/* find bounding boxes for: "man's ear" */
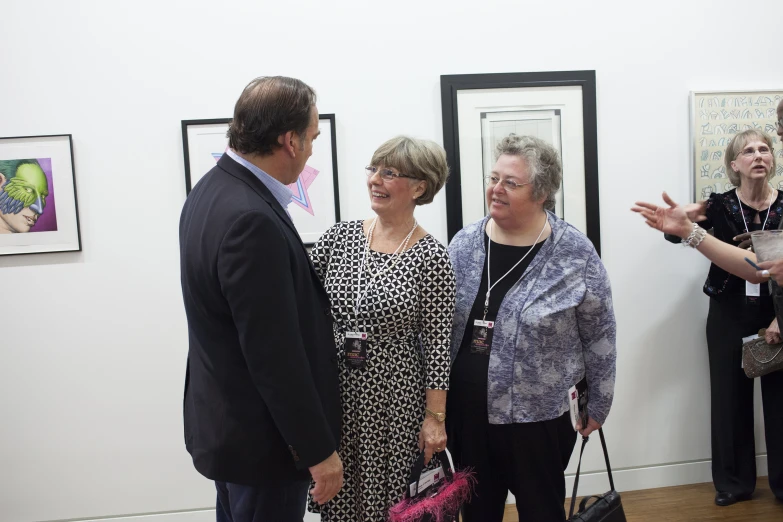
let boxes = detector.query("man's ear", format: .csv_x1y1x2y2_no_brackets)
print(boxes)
278,132,297,157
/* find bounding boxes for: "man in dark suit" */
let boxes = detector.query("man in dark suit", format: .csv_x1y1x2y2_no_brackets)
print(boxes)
179,76,343,522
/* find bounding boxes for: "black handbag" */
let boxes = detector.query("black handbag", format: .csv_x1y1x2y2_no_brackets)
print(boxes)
568,428,627,522
388,449,475,522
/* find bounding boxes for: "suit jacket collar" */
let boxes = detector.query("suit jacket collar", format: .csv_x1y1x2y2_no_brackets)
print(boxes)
216,154,301,239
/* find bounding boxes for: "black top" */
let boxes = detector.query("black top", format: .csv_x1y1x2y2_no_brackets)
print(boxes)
666,189,783,297
451,232,546,384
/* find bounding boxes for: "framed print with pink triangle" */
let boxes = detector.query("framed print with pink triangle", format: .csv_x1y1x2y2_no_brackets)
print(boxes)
181,113,340,245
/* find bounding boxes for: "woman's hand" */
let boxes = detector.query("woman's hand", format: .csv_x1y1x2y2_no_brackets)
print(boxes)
419,416,447,465
576,416,602,437
684,200,708,223
765,318,781,344
757,259,783,283
631,192,695,239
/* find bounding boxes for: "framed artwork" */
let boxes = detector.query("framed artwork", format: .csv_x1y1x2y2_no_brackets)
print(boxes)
181,114,340,245
690,90,783,201
0,134,81,256
440,70,601,255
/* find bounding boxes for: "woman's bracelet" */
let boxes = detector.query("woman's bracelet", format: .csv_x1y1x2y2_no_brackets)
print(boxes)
681,222,707,248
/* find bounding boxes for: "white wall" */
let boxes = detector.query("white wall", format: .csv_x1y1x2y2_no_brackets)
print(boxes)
1,1,780,521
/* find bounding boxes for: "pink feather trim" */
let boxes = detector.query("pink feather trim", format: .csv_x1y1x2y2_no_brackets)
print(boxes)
388,470,476,522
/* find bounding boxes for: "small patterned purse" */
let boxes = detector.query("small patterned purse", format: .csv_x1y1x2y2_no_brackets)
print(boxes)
742,330,783,379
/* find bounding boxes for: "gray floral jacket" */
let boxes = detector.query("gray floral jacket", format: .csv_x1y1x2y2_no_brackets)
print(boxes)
448,213,617,425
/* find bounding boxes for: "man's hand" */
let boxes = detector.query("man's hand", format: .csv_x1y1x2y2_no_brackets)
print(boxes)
734,232,753,250
309,451,343,505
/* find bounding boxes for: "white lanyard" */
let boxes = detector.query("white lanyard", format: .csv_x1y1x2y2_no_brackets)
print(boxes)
736,188,772,235
484,217,548,319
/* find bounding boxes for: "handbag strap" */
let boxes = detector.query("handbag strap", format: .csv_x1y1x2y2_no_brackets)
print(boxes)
567,428,616,519
598,427,616,491
748,342,783,364
568,436,589,519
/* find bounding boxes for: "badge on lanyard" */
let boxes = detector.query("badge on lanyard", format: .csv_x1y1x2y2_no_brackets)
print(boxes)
345,331,368,368
746,281,760,297
470,319,495,355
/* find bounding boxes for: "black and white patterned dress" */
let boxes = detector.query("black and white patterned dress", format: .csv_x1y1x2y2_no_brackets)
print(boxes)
308,220,455,522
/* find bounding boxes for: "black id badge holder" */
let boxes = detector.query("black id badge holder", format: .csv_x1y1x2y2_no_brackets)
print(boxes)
345,331,368,368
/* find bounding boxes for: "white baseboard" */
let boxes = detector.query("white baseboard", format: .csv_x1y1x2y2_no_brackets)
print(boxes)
507,454,768,504
71,509,320,522
75,512,215,522
60,457,772,521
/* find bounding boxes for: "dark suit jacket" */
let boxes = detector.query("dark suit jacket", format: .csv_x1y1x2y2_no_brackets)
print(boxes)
179,154,341,485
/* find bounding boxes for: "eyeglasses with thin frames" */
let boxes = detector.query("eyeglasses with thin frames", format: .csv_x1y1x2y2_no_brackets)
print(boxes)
365,166,416,182
776,118,783,130
736,145,773,158
484,175,531,191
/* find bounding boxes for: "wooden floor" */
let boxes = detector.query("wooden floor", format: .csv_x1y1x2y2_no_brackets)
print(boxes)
500,477,783,521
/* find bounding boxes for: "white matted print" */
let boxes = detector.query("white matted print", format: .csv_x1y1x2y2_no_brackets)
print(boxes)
0,134,81,256
480,109,563,217
690,90,783,202
181,115,340,245
458,86,585,232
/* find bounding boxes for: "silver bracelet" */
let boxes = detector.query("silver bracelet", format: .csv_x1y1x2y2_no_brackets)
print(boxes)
681,223,707,248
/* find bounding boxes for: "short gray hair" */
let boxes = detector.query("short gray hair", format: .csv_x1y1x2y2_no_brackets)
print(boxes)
370,136,449,205
724,129,776,187
495,134,562,210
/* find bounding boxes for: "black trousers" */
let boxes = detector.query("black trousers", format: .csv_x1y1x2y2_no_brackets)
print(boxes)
215,480,310,522
706,296,783,500
446,379,577,522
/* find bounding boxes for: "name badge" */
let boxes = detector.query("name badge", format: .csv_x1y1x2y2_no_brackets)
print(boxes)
746,281,760,297
345,332,368,369
470,319,494,355
409,465,444,496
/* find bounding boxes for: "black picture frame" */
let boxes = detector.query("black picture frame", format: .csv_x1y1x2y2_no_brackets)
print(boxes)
0,133,82,256
181,114,340,246
181,118,230,194
440,70,601,255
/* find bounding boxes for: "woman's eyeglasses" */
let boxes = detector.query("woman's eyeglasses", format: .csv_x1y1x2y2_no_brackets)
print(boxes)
736,146,773,158
484,175,531,191
365,166,416,181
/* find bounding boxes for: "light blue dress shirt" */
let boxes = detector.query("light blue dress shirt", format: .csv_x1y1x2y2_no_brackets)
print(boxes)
226,149,292,215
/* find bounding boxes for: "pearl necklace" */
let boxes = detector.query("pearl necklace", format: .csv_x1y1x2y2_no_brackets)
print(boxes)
363,217,418,279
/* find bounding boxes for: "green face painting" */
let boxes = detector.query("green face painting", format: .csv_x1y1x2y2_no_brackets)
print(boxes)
0,160,49,234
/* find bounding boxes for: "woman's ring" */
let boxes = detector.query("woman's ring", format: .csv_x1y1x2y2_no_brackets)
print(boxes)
435,447,442,452
762,270,771,278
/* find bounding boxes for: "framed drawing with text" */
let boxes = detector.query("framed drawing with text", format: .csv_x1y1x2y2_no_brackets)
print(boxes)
690,90,783,202
181,114,340,245
0,134,81,256
440,70,601,255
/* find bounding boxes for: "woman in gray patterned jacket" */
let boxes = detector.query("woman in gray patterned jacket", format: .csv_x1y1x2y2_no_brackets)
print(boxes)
446,134,617,522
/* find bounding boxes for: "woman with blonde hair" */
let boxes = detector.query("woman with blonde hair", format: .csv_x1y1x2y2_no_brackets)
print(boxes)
308,136,456,521
633,127,783,506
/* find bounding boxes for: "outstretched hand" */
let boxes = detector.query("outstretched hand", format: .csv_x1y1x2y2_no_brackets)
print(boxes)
631,192,696,239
